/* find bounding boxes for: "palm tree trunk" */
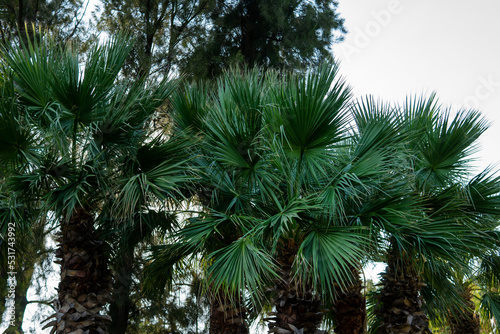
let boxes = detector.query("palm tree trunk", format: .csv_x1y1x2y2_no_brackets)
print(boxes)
209,289,248,334
375,246,431,334
448,286,480,334
332,266,366,334
45,207,113,334
267,239,325,334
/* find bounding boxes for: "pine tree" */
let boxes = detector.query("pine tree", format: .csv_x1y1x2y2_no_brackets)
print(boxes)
181,0,346,79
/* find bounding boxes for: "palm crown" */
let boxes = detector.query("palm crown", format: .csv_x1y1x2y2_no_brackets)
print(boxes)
0,34,191,333
146,64,432,333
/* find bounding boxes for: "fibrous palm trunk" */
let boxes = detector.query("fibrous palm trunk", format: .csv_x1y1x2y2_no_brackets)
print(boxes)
44,208,113,334
209,290,248,334
332,266,366,334
448,286,480,334
375,247,430,334
267,239,325,334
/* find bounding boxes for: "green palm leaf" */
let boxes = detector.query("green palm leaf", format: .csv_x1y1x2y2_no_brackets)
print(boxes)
206,235,279,303
295,229,367,300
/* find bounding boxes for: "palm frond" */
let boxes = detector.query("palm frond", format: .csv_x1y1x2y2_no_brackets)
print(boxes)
414,108,489,188
113,135,192,218
480,292,500,332
1,32,56,111
464,168,500,218
273,62,351,154
294,229,367,300
206,235,278,304
143,242,197,297
172,81,211,133
479,252,500,289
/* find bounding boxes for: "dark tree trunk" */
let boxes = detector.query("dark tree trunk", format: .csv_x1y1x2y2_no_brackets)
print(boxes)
332,266,366,334
109,246,135,334
375,246,431,334
267,239,325,334
448,286,480,334
16,0,37,48
209,290,248,334
44,208,113,334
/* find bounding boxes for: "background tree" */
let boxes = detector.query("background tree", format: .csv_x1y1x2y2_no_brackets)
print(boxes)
0,0,89,46
127,264,210,334
181,0,346,79
96,0,215,79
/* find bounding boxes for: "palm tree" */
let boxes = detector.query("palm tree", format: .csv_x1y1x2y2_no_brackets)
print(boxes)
373,95,500,334
327,96,416,334
146,64,414,334
427,248,500,333
0,33,191,333
420,171,500,334
153,70,276,334
446,169,500,333
0,69,48,332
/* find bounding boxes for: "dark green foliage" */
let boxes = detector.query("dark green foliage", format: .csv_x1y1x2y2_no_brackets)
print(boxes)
96,0,345,79
0,0,88,46
181,0,346,79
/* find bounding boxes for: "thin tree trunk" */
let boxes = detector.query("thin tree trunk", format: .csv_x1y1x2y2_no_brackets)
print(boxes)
45,208,113,334
332,266,366,334
267,239,325,334
209,289,248,334
375,246,431,334
448,286,480,334
109,246,134,334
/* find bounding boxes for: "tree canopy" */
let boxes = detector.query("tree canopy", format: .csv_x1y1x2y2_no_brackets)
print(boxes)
0,0,88,46
181,0,346,79
96,0,346,79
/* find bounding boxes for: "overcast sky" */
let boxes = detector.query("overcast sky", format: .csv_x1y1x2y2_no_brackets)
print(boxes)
332,0,500,172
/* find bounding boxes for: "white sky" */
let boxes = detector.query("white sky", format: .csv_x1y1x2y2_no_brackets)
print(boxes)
332,0,500,172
